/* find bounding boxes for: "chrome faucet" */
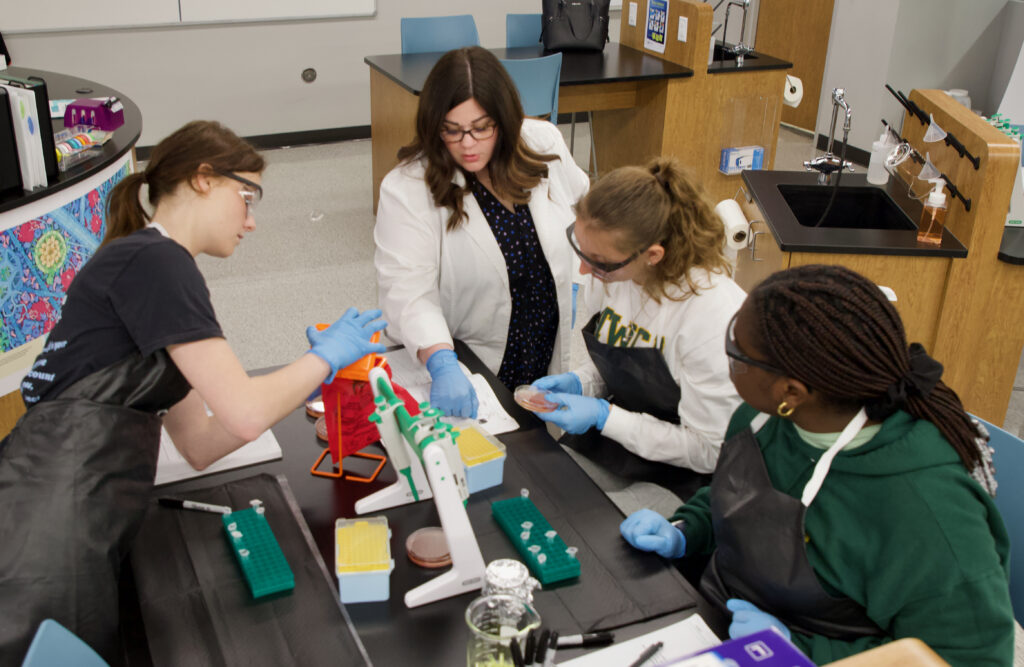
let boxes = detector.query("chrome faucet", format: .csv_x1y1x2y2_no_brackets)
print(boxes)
721,0,753,65
804,88,856,185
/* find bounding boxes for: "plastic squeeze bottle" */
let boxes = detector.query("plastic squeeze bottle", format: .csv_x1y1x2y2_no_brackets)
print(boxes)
917,180,947,245
867,132,891,185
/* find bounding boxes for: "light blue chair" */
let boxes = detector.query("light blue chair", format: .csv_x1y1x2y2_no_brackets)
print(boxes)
975,415,1024,623
400,15,479,54
506,13,543,48
500,53,563,122
21,619,108,667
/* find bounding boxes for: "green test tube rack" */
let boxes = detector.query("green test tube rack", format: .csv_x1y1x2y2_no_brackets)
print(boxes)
491,495,580,586
222,502,295,598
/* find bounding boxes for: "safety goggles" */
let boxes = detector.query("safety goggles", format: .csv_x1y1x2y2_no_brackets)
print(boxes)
215,170,263,217
440,121,496,144
565,223,642,276
725,312,788,376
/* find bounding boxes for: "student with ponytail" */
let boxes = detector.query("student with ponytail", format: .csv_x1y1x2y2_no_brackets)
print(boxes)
620,264,1013,666
0,120,385,663
530,157,745,499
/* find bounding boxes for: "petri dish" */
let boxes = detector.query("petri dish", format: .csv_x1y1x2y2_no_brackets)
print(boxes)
406,526,451,569
514,385,558,413
315,415,328,442
306,397,325,418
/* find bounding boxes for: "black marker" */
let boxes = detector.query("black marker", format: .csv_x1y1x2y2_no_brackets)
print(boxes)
510,637,525,667
523,629,536,664
533,629,550,666
158,497,232,515
543,631,559,667
557,631,614,648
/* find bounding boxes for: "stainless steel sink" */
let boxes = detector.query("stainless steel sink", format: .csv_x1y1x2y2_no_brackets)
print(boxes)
777,184,916,230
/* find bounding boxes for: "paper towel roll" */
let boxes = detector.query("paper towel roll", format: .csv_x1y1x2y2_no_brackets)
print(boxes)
784,75,803,108
715,199,750,250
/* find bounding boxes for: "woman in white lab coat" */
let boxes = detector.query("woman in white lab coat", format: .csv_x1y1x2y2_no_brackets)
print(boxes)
374,46,590,418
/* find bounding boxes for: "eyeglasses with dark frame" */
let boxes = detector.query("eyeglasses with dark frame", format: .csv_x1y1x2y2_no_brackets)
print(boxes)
440,121,496,144
564,223,642,276
725,312,789,376
214,169,263,217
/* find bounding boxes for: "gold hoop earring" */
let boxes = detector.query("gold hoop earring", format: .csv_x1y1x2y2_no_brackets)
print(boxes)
777,401,795,418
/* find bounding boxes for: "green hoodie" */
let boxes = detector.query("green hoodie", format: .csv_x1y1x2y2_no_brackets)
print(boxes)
673,403,1014,666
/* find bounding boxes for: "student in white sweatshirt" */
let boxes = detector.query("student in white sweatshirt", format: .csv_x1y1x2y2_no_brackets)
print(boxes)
531,157,745,498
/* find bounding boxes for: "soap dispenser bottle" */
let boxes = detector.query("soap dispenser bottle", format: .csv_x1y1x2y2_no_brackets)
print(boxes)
867,132,892,185
917,180,947,245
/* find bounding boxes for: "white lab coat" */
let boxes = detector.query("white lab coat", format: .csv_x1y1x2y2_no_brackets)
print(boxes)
375,119,590,376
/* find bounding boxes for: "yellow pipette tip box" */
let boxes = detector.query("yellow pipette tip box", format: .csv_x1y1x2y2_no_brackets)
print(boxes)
335,517,394,602
455,426,506,494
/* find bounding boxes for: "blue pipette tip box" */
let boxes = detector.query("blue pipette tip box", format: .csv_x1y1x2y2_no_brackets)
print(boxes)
491,496,580,586
222,504,295,599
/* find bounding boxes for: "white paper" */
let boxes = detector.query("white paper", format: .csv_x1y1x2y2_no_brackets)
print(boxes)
383,350,520,436
154,427,283,486
559,615,720,666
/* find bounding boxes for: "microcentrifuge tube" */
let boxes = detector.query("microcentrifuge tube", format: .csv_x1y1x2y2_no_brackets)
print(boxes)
545,530,557,541
250,499,263,508
520,488,530,498
528,545,541,555
566,546,579,559
227,522,237,531
521,521,533,530
255,506,265,515
520,531,531,541
537,554,547,565
231,531,243,539
239,549,250,557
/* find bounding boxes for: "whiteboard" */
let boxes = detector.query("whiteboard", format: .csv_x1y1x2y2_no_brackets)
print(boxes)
179,0,375,24
3,0,180,33
2,0,376,34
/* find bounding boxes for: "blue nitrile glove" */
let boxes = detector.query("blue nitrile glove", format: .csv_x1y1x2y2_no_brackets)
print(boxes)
426,349,479,419
532,372,582,395
727,599,791,641
619,509,686,559
535,392,609,434
306,307,387,380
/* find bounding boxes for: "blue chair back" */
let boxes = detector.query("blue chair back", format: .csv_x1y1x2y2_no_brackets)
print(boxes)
975,415,1024,623
500,53,563,122
21,619,108,667
400,15,479,54
507,13,543,48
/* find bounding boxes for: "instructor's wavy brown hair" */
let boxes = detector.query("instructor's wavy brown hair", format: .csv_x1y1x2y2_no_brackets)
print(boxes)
397,47,558,231
577,157,732,301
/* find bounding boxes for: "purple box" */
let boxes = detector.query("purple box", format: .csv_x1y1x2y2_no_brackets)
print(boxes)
671,629,816,666
63,98,124,131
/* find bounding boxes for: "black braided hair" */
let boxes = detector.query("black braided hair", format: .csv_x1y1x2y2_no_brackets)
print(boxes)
749,264,983,473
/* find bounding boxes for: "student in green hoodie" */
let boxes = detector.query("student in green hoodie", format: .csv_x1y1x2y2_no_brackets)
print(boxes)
619,264,1013,666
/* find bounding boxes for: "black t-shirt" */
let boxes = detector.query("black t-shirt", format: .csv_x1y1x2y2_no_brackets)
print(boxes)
21,227,223,405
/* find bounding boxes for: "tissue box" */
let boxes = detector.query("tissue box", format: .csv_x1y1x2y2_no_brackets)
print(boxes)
63,98,124,131
719,146,764,175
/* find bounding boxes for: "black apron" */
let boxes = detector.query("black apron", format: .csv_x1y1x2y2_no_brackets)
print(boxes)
561,313,710,500
0,351,191,664
699,412,885,640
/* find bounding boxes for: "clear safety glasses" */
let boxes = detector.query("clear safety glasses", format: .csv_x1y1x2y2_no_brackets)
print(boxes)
564,223,641,277
724,313,787,376
215,170,263,217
